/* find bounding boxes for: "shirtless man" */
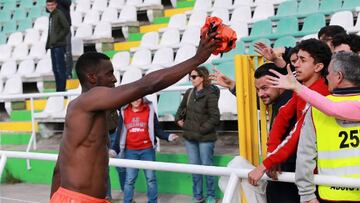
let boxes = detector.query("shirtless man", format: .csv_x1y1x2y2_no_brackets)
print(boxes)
50,32,219,202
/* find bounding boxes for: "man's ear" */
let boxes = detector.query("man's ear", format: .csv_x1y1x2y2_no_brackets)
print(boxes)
314,63,324,73
337,71,344,83
87,72,97,84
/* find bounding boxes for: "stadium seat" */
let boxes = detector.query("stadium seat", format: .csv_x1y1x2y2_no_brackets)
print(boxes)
121,67,142,85
269,16,298,39
125,0,143,7
70,11,83,27
28,42,46,60
160,13,187,32
173,44,196,65
273,36,297,48
347,11,360,33
16,59,35,78
250,4,275,23
91,0,108,12
101,8,118,24
157,91,182,120
75,23,93,39
131,31,159,52
28,7,43,19
34,16,49,32
297,0,319,17
40,31,48,43
212,0,232,10
13,8,27,21
19,0,34,9
341,0,360,10
112,51,130,71
230,22,249,38
0,10,11,24
0,60,17,80
0,44,12,62
108,0,125,9
319,0,342,14
151,47,174,67
179,26,200,47
187,11,207,27
271,0,297,20
34,96,65,119
75,0,91,14
232,0,254,7
93,22,112,39
0,33,7,44
248,38,271,55
7,32,24,47
3,75,23,95
23,29,41,46
12,43,29,61
219,89,237,117
118,5,137,23
130,49,152,70
26,57,53,79
191,0,212,12
142,0,163,7
17,18,33,32
329,11,354,31
230,6,252,25
71,37,84,56
2,0,16,11
2,21,17,35
211,8,230,25
241,19,272,42
83,10,100,25
293,13,326,37
158,28,180,48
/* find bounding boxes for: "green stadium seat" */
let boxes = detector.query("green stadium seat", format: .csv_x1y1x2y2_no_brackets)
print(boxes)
0,10,12,24
241,19,272,42
28,6,42,19
2,0,17,11
212,41,246,65
157,91,182,119
2,20,17,35
274,36,297,48
294,13,326,37
341,0,360,10
17,18,33,32
269,16,298,39
0,32,7,44
13,8,28,21
319,0,342,14
35,0,46,7
297,0,319,17
271,0,298,20
20,0,35,9
248,38,271,55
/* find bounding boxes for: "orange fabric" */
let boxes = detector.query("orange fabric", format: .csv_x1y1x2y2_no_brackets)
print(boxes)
50,187,110,203
201,16,237,55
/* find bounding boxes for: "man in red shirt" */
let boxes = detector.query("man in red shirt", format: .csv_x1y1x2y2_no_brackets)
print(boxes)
248,39,332,186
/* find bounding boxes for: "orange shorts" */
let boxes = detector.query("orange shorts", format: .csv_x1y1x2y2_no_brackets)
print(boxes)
50,187,110,203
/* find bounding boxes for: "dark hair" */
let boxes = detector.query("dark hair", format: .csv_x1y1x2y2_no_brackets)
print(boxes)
75,52,110,84
349,34,360,53
193,66,211,87
46,0,57,3
332,33,351,48
318,25,346,40
254,63,287,79
297,39,332,77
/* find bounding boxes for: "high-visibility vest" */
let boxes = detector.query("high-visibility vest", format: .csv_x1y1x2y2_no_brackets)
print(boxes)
312,94,360,201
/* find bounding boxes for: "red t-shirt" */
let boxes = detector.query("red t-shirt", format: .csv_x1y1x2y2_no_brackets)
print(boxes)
124,104,153,150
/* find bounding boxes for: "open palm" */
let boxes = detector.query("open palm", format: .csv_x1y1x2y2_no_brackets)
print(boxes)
266,65,299,91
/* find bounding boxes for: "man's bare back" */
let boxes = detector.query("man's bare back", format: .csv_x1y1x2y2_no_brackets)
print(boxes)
50,32,220,200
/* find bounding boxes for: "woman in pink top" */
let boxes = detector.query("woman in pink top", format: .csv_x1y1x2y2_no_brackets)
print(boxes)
267,65,360,121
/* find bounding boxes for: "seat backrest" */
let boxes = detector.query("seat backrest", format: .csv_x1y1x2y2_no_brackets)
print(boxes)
17,18,33,32
193,0,212,12
0,10,12,23
252,4,275,21
2,21,17,35
159,28,180,47
101,8,118,23
121,67,143,85
249,19,272,37
275,0,297,18
13,8,27,21
76,0,91,13
298,0,319,15
180,26,200,46
274,16,298,35
230,6,252,24
0,45,12,61
131,49,152,66
152,47,174,65
24,29,41,46
218,89,238,115
71,37,84,56
12,43,29,60
17,59,35,76
83,10,100,25
43,96,65,113
0,33,7,44
35,58,52,74
119,5,137,22
213,0,232,9
29,42,46,59
211,8,230,25
274,35,297,48
75,23,93,39
3,0,17,11
126,0,143,6
0,60,17,78
7,32,24,47
93,22,112,38
342,0,360,10
140,31,159,49
301,13,326,33
168,14,187,30
174,44,196,64
20,0,34,8
109,0,125,9
34,16,49,32
233,0,253,7
71,11,83,27
28,6,42,19
3,75,23,95
188,10,207,27
319,0,342,13
157,91,182,117
91,0,108,11
329,11,354,31
112,51,130,70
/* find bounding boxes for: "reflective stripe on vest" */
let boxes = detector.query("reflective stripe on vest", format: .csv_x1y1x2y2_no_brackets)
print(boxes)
312,94,360,201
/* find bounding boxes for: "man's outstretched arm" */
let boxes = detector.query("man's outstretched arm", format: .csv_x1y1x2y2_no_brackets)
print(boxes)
79,31,220,112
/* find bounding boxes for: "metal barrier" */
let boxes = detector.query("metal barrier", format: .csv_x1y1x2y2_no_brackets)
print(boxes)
1,150,360,203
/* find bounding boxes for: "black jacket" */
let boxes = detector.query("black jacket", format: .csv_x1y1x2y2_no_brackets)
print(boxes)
46,9,70,49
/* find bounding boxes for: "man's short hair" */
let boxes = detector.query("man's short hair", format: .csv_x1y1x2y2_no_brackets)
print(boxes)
297,39,332,77
46,0,57,3
75,52,110,84
349,34,360,53
254,63,287,79
332,33,351,49
332,52,360,86
317,25,346,40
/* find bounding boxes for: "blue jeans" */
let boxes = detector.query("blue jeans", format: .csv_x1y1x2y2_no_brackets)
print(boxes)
64,33,73,79
185,140,216,200
50,46,66,92
124,148,157,203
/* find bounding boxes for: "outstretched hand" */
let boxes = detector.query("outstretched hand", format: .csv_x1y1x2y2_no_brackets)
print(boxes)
266,64,302,92
254,42,277,61
195,30,221,64
209,68,235,89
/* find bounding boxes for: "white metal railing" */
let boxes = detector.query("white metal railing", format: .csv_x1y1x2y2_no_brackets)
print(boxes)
1,151,360,203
